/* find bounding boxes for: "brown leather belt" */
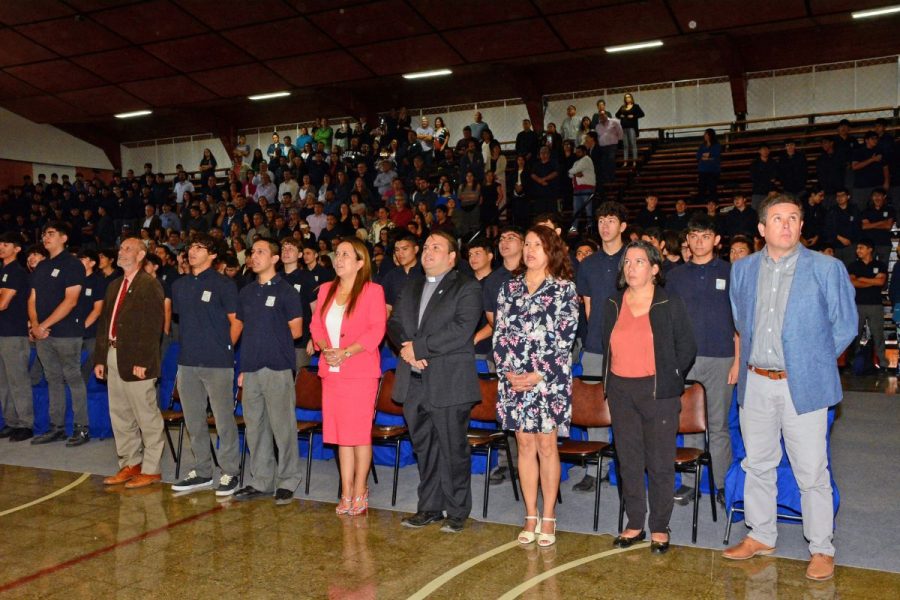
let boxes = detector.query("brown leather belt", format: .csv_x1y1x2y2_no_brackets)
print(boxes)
108,339,118,348
748,365,787,380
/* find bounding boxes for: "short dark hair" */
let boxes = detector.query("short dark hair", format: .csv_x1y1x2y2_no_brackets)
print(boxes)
26,244,48,258
616,240,666,289
466,238,494,254
686,214,718,235
394,232,420,247
575,239,598,253
144,253,162,269
190,233,220,257
43,220,70,237
758,193,804,224
75,248,99,263
595,201,627,224
642,226,663,241
857,238,874,249
533,212,563,231
499,225,525,238
864,130,878,140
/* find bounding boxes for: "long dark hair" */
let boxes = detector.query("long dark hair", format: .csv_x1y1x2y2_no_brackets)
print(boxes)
525,225,573,281
616,240,665,289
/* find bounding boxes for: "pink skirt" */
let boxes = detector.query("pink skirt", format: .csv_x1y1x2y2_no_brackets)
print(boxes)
321,376,378,446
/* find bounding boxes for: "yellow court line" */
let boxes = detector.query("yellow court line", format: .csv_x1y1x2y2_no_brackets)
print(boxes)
496,542,651,599
405,540,521,600
0,472,91,517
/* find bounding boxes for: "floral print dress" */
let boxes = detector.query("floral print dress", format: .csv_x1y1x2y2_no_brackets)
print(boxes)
493,275,579,436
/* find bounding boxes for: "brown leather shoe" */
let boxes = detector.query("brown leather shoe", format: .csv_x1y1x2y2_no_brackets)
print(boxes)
124,473,162,489
806,553,834,581
722,537,776,560
103,464,142,485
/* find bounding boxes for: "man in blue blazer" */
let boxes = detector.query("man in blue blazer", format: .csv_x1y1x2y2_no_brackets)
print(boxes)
725,194,856,582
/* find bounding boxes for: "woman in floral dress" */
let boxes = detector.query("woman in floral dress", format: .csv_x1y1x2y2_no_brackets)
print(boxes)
493,225,579,547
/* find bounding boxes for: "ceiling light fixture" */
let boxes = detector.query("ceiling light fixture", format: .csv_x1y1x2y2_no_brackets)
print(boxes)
248,91,291,101
402,69,453,80
114,110,152,119
604,40,664,53
852,4,900,19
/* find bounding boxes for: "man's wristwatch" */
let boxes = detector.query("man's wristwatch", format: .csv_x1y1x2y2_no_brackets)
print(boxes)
343,350,352,359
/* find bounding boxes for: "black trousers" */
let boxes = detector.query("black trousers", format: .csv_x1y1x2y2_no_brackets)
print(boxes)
607,372,680,533
698,172,719,203
402,377,473,519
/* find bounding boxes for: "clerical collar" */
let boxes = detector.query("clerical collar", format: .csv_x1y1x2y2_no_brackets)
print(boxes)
425,270,449,284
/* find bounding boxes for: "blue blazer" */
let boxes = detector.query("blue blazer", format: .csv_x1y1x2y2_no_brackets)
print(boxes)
730,246,856,415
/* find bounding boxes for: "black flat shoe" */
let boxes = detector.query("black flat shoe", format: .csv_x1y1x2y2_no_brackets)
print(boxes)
650,529,671,554
613,530,645,548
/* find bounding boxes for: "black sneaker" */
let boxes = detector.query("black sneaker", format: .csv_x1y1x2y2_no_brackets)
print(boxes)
489,466,507,485
171,470,213,492
31,428,66,445
401,511,444,528
274,488,294,505
573,474,596,492
716,489,726,507
233,486,266,502
65,425,90,447
0,426,14,438
440,516,465,533
10,428,33,442
673,485,694,505
215,473,239,497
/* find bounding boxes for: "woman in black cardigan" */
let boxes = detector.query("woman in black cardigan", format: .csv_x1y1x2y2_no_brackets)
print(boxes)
615,94,645,168
599,240,696,553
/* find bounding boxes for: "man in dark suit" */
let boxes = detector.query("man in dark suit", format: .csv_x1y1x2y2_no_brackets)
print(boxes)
388,231,482,533
94,237,166,489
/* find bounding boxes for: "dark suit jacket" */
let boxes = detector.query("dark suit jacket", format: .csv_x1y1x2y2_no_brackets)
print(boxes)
94,270,165,381
387,269,482,408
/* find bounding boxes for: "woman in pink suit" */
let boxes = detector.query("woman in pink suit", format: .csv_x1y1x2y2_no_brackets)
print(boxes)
310,237,387,516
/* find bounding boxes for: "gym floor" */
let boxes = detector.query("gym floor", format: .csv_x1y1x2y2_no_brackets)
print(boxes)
1,464,897,600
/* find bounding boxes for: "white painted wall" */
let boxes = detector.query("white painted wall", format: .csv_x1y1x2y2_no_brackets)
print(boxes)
121,136,229,176
0,106,112,170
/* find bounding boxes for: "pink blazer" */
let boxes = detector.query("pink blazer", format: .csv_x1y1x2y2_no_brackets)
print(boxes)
309,281,387,379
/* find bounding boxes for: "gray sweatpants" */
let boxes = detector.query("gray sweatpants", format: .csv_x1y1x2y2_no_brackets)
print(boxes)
685,356,735,490
857,304,886,366
242,368,302,494
0,336,34,428
177,366,241,479
739,371,834,556
36,336,87,429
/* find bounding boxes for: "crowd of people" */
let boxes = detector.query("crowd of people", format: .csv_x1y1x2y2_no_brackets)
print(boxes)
0,104,894,584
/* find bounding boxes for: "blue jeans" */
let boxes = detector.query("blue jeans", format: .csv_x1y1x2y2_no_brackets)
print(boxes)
572,190,594,229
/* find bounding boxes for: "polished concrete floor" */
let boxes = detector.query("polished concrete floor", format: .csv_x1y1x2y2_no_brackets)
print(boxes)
1,465,898,599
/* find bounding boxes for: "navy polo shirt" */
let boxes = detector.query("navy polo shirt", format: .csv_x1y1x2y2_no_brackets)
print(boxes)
172,267,239,368
848,259,887,305
30,252,86,338
78,271,108,339
0,260,30,337
474,271,493,355
860,206,894,248
283,267,316,345
237,274,302,373
483,265,512,315
306,264,335,287
381,263,422,307
852,146,885,188
576,246,625,353
666,258,735,358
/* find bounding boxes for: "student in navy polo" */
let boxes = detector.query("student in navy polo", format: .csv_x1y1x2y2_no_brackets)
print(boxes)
280,236,317,370
483,226,524,331
378,233,422,315
667,214,738,506
28,221,88,446
860,188,894,264
0,232,34,442
848,238,888,370
170,234,243,497
233,238,304,505
75,249,108,389
571,201,628,492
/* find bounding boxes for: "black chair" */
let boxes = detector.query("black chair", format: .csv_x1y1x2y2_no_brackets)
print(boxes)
467,375,519,518
294,367,324,495
370,371,407,506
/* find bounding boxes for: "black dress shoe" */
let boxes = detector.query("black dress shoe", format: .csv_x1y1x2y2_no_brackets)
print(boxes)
31,428,67,445
613,530,646,548
573,474,596,492
440,516,465,533
0,426,14,438
10,428,33,442
489,467,507,485
716,489,726,507
673,485,694,506
401,511,444,528
233,486,267,502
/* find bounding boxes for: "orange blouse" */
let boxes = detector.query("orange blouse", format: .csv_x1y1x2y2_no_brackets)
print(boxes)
610,301,656,377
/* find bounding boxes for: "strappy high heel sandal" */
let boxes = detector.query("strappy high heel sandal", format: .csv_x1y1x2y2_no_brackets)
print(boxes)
349,487,369,516
336,496,352,515
538,517,557,547
518,515,541,544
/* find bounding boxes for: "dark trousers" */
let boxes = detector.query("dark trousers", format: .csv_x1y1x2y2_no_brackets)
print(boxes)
607,372,680,533
698,172,719,203
402,377,473,519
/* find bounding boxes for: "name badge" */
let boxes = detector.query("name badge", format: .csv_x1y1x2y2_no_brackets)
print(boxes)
314,275,319,282
850,216,855,222
265,296,276,307
51,268,60,277
201,291,212,302
874,268,880,274
293,284,302,293
884,211,889,218
85,288,92,297
1,274,6,282
715,278,726,291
